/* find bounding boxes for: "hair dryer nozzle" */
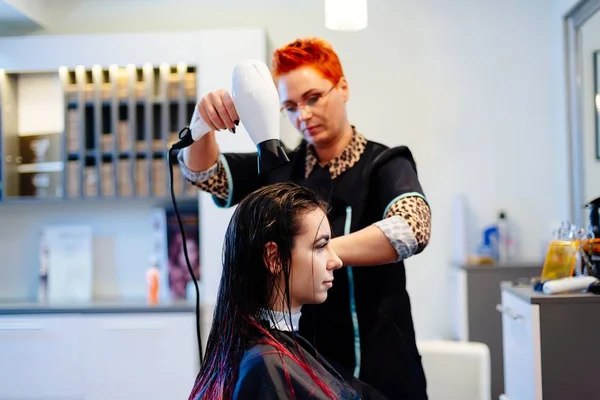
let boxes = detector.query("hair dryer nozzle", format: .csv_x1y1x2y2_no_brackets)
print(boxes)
257,139,290,174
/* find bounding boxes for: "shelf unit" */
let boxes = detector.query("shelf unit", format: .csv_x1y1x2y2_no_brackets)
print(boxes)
0,62,198,203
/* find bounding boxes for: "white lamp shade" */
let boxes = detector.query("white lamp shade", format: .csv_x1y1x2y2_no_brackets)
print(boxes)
325,0,368,32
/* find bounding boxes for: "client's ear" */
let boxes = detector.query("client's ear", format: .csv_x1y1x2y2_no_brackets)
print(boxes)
264,242,281,275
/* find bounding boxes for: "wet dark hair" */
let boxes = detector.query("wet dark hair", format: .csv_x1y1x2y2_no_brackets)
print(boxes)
189,182,335,399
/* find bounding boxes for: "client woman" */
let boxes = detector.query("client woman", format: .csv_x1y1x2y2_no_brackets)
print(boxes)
188,182,386,399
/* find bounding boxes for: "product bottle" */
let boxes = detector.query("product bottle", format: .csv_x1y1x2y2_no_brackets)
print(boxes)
582,197,600,278
38,232,49,303
497,211,510,264
479,225,499,261
146,256,160,305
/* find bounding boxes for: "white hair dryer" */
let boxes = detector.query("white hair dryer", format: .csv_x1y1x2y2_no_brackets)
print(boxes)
173,59,289,174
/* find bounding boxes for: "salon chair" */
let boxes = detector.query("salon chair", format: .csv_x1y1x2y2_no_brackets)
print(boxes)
417,340,491,400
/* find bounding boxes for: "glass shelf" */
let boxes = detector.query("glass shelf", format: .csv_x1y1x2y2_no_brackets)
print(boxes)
0,63,198,202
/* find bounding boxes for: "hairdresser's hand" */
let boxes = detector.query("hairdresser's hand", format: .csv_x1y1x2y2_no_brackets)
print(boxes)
196,89,240,133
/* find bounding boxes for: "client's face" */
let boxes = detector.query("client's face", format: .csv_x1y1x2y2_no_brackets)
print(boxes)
289,208,342,310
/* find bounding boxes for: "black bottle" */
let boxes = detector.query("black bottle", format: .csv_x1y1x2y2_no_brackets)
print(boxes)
583,197,600,278
586,197,600,239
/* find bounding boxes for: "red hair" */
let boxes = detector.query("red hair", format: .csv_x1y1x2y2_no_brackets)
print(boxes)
188,319,336,400
272,37,344,84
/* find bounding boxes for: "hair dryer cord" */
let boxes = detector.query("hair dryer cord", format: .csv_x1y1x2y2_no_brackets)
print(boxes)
167,137,203,365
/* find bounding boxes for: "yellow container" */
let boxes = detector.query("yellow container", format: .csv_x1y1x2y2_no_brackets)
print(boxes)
541,240,580,281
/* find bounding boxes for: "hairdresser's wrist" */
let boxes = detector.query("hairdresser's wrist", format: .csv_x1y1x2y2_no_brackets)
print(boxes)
182,131,220,172
331,226,398,267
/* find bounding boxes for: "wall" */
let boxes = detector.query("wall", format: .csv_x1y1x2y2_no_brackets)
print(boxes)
0,0,576,340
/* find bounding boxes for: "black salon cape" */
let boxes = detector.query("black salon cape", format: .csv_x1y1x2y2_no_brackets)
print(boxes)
217,139,428,400
233,329,388,399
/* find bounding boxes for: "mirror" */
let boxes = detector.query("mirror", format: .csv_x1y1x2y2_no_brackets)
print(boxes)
595,50,600,161
565,0,600,229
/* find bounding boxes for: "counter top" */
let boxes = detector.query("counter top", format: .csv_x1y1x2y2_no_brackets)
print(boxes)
501,282,600,305
457,262,542,272
0,300,196,315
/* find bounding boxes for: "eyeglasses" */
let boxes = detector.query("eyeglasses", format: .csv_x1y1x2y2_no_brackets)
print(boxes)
280,85,336,114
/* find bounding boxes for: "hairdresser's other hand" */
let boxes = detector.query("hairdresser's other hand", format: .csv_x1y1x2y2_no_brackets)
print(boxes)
197,89,239,133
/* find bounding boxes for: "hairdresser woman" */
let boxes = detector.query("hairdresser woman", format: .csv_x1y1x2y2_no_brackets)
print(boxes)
178,37,431,400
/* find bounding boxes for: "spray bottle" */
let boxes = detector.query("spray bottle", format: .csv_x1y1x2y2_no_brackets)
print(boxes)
497,211,509,264
146,255,160,305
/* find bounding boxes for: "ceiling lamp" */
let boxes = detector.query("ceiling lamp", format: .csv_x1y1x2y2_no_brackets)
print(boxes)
325,0,368,32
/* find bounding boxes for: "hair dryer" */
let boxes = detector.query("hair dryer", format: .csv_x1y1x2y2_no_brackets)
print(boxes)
172,59,289,174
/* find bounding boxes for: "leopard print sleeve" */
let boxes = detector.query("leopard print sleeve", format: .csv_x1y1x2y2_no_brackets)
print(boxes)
177,150,229,200
373,196,431,261
386,196,431,253
192,161,229,200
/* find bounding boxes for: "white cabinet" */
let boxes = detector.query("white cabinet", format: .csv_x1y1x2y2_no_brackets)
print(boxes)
0,315,85,400
0,312,199,400
498,284,600,400
82,314,198,400
498,291,542,400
